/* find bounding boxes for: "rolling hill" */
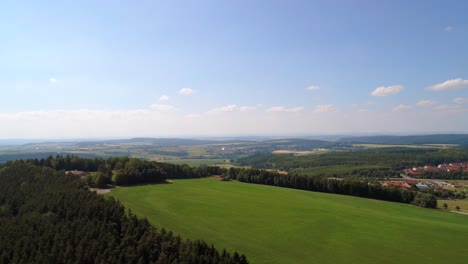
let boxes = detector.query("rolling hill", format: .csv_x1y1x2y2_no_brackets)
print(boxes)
108,178,468,264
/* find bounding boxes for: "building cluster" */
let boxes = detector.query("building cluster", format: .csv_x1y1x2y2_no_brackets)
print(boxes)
404,162,468,177
380,179,465,190
381,180,429,190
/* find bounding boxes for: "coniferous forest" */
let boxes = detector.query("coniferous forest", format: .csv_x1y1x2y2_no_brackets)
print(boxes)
5,155,439,208
0,161,248,264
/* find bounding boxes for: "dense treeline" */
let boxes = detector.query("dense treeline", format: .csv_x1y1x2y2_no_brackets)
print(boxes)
341,168,401,178
420,170,466,180
0,161,248,264
290,167,401,179
9,155,224,187
225,168,437,208
237,148,468,171
0,152,100,164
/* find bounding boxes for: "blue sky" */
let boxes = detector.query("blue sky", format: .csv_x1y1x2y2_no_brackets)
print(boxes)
1,0,467,138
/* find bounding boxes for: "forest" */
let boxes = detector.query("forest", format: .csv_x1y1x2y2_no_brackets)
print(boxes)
9,155,440,208
0,161,248,264
12,155,224,187
237,148,468,171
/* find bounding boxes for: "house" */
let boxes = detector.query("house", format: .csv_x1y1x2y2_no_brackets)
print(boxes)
400,183,412,189
406,180,418,185
66,170,87,179
415,184,429,190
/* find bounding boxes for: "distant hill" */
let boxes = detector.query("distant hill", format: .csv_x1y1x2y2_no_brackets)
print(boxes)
338,134,468,145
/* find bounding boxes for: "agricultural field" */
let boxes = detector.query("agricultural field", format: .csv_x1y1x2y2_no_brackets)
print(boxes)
108,178,468,264
272,148,330,155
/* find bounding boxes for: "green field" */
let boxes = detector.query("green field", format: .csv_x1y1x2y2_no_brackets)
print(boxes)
108,178,468,264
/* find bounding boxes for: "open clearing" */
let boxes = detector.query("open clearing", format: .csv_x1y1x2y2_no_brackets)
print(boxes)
108,178,468,264
272,148,329,155
438,199,468,213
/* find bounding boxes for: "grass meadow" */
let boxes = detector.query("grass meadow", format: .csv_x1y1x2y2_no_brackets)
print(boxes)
108,178,468,264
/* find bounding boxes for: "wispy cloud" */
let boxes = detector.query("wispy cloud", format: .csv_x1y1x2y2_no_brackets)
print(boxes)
239,106,257,111
313,104,336,113
427,78,468,91
209,104,237,113
371,85,403,97
49,77,58,84
435,104,449,110
351,101,375,108
159,95,169,101
179,88,194,95
416,100,436,107
453,97,468,105
207,105,257,114
150,104,176,111
266,106,304,113
435,104,465,113
392,104,412,111
444,26,453,32
306,85,320,91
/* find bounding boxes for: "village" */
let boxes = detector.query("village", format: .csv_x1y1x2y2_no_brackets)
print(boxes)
403,162,468,177
380,162,468,191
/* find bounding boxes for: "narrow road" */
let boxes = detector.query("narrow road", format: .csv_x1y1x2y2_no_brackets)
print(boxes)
451,210,468,216
400,173,414,180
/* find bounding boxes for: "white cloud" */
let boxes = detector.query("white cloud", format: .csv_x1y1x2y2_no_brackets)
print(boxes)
371,85,403,97
306,85,320,91
208,105,257,114
266,106,304,113
239,106,257,111
213,104,237,112
454,97,468,105
1,106,468,138
313,104,337,113
49,77,58,84
179,88,194,95
159,95,169,101
427,78,468,91
393,104,412,111
445,26,453,32
150,104,175,111
416,100,436,107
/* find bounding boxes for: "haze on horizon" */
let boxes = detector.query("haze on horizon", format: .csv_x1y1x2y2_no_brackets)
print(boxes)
1,0,468,139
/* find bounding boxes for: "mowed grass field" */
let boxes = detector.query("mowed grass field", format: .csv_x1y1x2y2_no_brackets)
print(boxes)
108,178,468,264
